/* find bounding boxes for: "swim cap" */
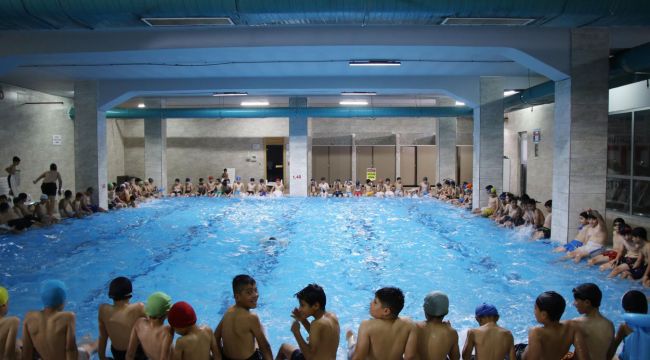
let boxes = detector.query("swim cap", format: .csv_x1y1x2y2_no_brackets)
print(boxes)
40,280,67,308
491,187,497,194
236,176,241,181
168,301,197,329
0,286,8,306
145,292,172,318
108,277,132,300
40,194,48,201
475,303,499,317
423,291,449,317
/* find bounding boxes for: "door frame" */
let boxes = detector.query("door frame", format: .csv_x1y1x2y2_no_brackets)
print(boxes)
263,137,286,181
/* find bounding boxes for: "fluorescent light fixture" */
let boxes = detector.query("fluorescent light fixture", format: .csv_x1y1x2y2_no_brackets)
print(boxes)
137,103,146,108
455,101,465,106
213,92,248,97
340,100,369,106
349,60,401,67
241,100,269,106
503,90,519,97
341,91,377,96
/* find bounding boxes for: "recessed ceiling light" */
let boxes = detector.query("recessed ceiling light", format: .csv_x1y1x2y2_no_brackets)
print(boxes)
503,90,519,97
213,92,248,97
349,60,401,67
137,103,146,108
241,101,269,107
341,92,377,96
340,100,369,106
455,101,465,106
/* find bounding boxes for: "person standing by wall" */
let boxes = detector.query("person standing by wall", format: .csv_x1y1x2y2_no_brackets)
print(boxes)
4,156,20,196
33,163,62,217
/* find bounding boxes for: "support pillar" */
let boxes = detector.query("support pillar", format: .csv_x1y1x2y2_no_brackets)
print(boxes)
289,97,309,196
395,133,401,180
551,29,609,243
351,133,357,183
472,77,504,209
438,118,458,183
74,81,108,209
144,100,167,193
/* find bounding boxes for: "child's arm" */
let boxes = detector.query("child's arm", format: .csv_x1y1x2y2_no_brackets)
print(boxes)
207,327,222,360
98,307,109,360
291,320,317,359
250,315,273,360
21,317,35,360
507,332,516,360
461,329,475,360
2,317,19,360
213,319,223,348
607,323,631,360
125,323,140,360
171,340,183,360
632,252,645,270
403,323,417,360
65,314,79,360
350,322,370,360
159,326,175,360
521,328,540,360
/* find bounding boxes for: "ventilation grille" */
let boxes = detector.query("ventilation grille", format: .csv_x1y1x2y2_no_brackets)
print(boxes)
141,17,234,27
441,17,535,26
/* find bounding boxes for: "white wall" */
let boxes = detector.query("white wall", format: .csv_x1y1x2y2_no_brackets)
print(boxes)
107,119,125,183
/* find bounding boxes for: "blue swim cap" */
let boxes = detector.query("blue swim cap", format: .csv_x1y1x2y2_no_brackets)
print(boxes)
475,303,499,317
40,280,67,308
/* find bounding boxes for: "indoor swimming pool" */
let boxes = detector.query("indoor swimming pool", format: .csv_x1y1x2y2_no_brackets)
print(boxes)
0,197,646,358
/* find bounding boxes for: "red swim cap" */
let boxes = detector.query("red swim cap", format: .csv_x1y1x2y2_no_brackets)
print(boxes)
168,301,197,328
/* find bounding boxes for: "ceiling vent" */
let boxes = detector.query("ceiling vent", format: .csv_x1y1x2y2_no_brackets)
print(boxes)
441,17,535,26
141,17,234,27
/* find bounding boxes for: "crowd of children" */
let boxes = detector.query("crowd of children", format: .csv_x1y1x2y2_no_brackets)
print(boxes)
0,277,647,360
168,170,285,198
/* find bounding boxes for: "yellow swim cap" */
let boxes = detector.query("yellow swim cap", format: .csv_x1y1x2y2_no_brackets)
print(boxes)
491,187,497,194
0,286,8,306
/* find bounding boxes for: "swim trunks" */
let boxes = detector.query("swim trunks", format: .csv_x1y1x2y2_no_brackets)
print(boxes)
223,349,263,360
629,264,648,280
563,239,583,252
8,218,32,230
602,250,617,261
41,182,57,196
537,226,551,239
291,349,306,360
481,208,494,217
617,256,638,268
577,242,605,257
111,344,147,360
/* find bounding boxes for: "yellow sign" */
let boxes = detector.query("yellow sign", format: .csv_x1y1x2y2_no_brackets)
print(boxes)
366,168,377,181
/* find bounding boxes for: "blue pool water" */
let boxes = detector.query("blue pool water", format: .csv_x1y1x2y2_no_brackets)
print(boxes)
1,198,647,359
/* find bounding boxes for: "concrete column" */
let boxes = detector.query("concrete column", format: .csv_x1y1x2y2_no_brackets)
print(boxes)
74,81,108,209
351,133,357,183
472,77,504,208
551,28,609,243
289,97,309,196
438,118,458,183
395,133,401,180
144,114,167,194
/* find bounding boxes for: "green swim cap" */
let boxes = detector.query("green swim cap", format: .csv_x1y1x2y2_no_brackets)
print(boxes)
0,286,8,306
145,292,172,318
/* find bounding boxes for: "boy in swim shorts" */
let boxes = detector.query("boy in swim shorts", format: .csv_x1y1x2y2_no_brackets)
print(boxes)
0,286,21,359
609,227,647,279
215,275,273,360
276,284,340,360
415,291,459,360
127,291,174,360
98,277,146,360
569,283,614,359
463,303,515,360
346,287,416,360
567,210,608,263
553,211,590,253
168,301,219,359
248,178,257,196
22,280,98,360
607,290,648,359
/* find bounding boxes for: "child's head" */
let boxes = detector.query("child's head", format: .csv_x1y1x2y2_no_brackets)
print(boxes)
396,177,401,183
233,274,258,309
0,194,7,203
39,194,48,203
372,287,404,319
320,177,326,182
544,200,552,212
185,178,190,183
259,178,265,184
64,190,73,199
0,286,8,316
40,279,67,310
12,156,20,165
250,178,255,182
108,276,133,301
423,291,448,321
175,178,180,183
50,163,57,171
585,212,598,226
622,290,648,314
145,292,172,319
485,185,493,193
223,168,228,173
295,284,327,317
612,218,625,232
572,283,602,313
148,178,154,184
199,178,204,184
475,303,499,324
75,192,84,200
168,301,197,334
0,202,9,214
619,224,632,239
632,227,647,242
578,211,589,225
535,291,565,323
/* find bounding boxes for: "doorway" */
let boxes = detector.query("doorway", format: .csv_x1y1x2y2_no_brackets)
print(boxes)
518,131,528,196
265,138,284,182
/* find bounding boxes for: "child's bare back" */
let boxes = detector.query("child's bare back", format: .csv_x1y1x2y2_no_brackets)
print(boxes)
416,321,458,360
217,306,266,359
353,318,415,360
463,323,514,360
173,326,216,360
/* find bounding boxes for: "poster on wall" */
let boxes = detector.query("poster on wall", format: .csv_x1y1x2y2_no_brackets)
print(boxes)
532,129,541,144
52,135,62,145
366,168,377,181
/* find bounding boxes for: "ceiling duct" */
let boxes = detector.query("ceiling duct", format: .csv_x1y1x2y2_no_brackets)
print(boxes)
141,17,234,27
441,17,535,26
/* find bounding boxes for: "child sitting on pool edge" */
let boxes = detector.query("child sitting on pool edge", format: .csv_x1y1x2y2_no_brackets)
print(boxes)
127,291,174,360
346,287,416,360
215,275,273,360
168,301,219,359
462,303,515,360
415,291,459,360
0,286,21,360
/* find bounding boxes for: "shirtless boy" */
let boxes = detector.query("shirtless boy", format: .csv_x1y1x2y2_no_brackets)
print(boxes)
183,178,194,196
473,187,500,218
415,291,459,360
5,156,20,196
127,291,174,360
0,201,32,232
553,211,590,253
531,200,552,241
171,179,182,197
462,303,514,360
276,284,340,360
22,279,98,360
98,277,146,360
346,287,417,360
569,283,614,360
589,218,625,267
521,291,587,360
248,178,257,196
215,275,273,360
33,163,62,216
607,290,648,359
568,210,608,263
0,286,20,359
608,227,646,279
169,301,220,360
318,178,330,198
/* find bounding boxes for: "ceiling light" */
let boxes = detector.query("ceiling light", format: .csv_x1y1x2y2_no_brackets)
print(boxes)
241,101,269,106
503,90,519,97
455,101,465,106
137,103,146,108
141,17,234,27
349,60,401,67
213,92,248,97
341,92,377,96
340,100,369,106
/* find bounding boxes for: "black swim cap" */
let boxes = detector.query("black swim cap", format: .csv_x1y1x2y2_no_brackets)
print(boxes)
109,277,133,300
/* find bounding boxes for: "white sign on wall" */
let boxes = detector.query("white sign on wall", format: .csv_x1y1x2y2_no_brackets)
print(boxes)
52,135,62,145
